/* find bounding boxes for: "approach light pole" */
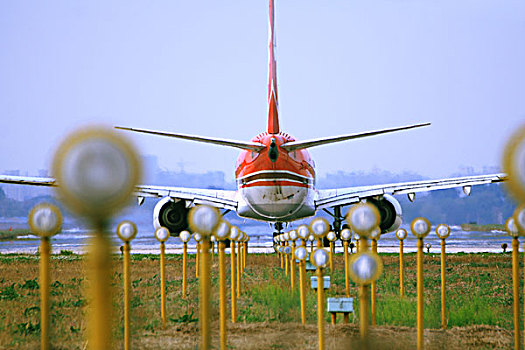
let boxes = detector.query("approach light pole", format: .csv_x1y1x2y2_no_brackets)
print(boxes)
348,251,383,350
214,220,231,350
28,203,62,350
506,217,521,350
411,217,431,350
298,224,309,249
327,231,337,273
229,225,241,323
355,233,361,253
310,247,330,350
369,227,381,326
194,232,202,278
188,205,221,350
179,231,191,299
503,127,525,350
341,228,352,299
52,127,141,350
395,228,407,298
311,218,330,249
155,227,170,329
284,231,290,276
308,234,315,251
514,206,525,350
346,202,381,347
294,246,308,324
435,224,451,329
116,221,138,349
289,230,299,290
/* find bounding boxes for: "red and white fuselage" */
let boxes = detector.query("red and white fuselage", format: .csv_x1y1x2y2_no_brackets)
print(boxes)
235,132,316,222
234,0,315,222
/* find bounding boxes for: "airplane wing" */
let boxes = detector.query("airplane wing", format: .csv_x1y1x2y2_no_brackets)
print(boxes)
0,175,238,211
315,173,507,209
134,184,237,210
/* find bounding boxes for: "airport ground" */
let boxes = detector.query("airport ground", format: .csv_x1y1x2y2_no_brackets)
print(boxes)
0,251,518,349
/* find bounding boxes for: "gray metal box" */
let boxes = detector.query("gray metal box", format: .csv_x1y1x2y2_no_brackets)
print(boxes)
310,275,330,289
327,297,354,313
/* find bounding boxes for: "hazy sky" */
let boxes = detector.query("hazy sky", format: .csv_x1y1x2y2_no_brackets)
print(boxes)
1,1,524,183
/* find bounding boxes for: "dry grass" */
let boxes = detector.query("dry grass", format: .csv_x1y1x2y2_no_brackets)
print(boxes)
0,251,519,349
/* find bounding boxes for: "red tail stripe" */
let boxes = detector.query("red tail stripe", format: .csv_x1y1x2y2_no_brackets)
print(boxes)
267,0,279,134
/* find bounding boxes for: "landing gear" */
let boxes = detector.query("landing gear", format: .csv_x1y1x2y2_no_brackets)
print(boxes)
322,206,344,247
333,206,342,238
272,222,284,239
323,206,343,238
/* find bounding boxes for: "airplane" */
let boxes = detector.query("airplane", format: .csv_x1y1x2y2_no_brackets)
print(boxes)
0,0,506,238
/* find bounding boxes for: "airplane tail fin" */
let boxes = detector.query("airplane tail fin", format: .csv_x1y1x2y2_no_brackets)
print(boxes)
267,0,279,134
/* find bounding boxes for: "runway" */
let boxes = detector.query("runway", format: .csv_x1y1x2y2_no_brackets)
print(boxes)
0,224,517,255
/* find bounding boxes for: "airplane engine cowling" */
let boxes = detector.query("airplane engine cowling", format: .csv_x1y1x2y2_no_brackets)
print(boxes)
153,197,189,236
367,194,402,233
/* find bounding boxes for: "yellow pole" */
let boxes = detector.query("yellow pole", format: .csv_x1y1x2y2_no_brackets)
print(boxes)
513,237,520,350
40,237,50,350
359,284,369,347
300,259,306,324
310,240,314,251
417,238,424,350
291,242,296,290
343,240,350,324
123,241,131,350
242,242,246,272
371,239,377,326
160,241,167,328
231,240,237,323
219,241,227,349
285,242,289,276
317,267,325,350
359,238,369,346
344,241,349,298
200,238,211,349
239,243,243,273
399,240,405,298
317,239,322,248
88,232,113,350
244,241,248,269
329,242,334,273
182,242,187,299
440,238,447,329
356,239,360,253
236,241,241,298
280,243,284,269
196,242,200,278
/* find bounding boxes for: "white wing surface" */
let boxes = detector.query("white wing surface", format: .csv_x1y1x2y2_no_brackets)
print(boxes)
0,175,238,210
134,184,237,210
316,173,507,209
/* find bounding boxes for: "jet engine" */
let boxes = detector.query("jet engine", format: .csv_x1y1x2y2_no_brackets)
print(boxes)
153,197,189,236
366,194,402,233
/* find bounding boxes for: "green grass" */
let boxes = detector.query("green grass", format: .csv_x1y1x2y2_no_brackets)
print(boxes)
0,229,32,240
0,251,520,348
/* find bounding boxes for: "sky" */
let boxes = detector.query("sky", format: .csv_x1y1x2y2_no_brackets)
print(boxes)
1,1,524,183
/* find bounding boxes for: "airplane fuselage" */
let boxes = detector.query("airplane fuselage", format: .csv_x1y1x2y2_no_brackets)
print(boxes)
235,132,317,222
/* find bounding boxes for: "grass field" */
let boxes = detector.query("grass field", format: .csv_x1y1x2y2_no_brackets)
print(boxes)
0,250,519,349
0,229,31,240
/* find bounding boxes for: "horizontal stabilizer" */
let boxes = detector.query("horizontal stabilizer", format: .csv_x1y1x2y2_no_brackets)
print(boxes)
115,126,265,152
281,123,431,152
